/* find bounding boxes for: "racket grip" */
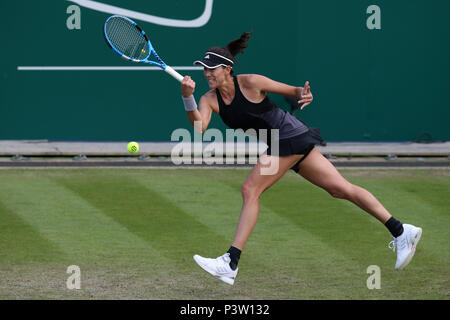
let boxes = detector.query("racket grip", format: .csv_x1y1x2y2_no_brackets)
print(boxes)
165,66,184,82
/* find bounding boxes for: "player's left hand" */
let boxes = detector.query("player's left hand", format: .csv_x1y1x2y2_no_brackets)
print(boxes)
298,81,313,110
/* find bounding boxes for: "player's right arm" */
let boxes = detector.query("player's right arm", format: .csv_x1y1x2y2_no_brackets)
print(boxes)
181,76,214,133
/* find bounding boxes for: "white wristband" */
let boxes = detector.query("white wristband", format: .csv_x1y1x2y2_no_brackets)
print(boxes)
182,95,198,112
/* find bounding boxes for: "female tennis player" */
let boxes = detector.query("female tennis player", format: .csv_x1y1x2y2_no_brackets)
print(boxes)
181,31,422,285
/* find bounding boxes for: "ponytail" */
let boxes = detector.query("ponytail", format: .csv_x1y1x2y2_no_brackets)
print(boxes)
226,30,252,58
204,30,252,74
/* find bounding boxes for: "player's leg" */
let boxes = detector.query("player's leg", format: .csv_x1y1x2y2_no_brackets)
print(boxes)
231,153,304,250
296,148,392,223
193,153,304,285
297,147,422,270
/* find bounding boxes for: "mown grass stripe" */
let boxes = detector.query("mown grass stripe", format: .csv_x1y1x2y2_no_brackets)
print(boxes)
0,201,64,265
0,176,167,268
56,173,228,267
134,172,241,240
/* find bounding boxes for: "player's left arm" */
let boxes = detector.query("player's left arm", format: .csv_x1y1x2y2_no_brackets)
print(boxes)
246,74,314,110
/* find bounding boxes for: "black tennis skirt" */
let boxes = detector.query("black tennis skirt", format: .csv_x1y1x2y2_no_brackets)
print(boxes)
266,127,324,172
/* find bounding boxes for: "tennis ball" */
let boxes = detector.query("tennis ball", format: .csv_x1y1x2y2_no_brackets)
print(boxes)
127,141,139,154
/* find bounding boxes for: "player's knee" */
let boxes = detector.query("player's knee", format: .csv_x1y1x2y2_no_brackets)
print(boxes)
327,183,354,200
241,181,260,201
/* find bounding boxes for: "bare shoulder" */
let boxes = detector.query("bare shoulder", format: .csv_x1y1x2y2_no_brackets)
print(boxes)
237,74,266,88
200,89,219,113
237,74,272,100
238,73,298,97
237,74,275,94
201,89,217,103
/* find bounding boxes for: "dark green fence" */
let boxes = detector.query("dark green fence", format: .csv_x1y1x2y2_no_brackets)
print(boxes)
1,0,449,141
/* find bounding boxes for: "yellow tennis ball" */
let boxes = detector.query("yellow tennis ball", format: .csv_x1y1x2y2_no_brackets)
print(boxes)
127,141,139,154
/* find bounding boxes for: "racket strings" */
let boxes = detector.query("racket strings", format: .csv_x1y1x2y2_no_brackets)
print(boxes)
106,17,149,60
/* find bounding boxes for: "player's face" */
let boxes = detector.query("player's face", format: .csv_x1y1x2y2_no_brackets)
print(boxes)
203,66,231,88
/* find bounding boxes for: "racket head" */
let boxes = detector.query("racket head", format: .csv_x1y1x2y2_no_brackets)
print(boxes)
104,15,165,68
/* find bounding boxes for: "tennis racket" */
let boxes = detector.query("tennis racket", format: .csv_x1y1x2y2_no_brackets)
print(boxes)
103,15,184,82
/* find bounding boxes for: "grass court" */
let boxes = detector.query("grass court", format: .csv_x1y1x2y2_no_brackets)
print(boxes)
0,168,448,299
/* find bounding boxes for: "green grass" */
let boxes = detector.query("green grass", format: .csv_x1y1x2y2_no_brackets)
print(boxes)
0,168,449,299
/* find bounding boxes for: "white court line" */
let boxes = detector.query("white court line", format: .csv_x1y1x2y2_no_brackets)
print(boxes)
17,66,203,71
66,0,214,28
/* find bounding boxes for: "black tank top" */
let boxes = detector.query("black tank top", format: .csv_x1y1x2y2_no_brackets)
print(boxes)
216,76,309,139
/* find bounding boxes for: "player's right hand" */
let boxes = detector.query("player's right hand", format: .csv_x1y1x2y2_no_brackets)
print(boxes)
182,76,196,98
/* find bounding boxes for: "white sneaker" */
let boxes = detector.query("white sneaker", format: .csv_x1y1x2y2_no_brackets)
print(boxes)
388,224,422,270
193,253,238,285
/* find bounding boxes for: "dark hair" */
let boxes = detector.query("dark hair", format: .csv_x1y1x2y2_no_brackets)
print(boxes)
208,31,252,72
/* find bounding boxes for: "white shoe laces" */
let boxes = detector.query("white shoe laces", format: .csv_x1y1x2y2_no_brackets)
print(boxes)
218,253,231,263
210,253,232,274
388,235,407,253
388,240,395,252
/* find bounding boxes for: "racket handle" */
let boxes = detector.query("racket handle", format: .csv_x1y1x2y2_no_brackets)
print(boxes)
165,66,184,82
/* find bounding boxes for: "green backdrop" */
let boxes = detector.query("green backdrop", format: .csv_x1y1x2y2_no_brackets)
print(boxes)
1,0,449,142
